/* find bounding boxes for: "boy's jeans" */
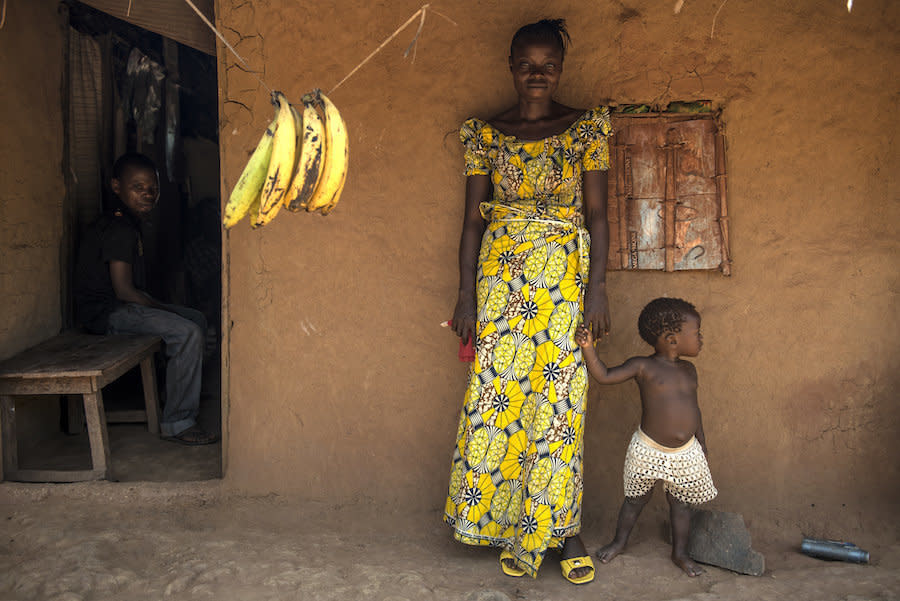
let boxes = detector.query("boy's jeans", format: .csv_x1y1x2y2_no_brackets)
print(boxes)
107,303,206,437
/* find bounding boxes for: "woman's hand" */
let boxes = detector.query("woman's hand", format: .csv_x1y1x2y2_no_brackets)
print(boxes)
452,292,477,343
583,283,610,340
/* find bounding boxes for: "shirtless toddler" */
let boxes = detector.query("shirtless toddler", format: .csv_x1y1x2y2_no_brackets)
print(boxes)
575,297,716,577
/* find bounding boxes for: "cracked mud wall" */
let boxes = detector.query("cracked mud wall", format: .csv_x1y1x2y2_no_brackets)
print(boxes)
0,2,66,438
217,0,899,539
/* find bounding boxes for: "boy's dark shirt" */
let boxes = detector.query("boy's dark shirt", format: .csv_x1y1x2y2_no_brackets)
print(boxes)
74,206,146,334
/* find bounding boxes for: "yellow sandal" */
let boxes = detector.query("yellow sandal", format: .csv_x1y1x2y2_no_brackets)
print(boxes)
560,555,595,584
500,549,526,577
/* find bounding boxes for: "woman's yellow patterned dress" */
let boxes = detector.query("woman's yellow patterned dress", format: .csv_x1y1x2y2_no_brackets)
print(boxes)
444,107,611,577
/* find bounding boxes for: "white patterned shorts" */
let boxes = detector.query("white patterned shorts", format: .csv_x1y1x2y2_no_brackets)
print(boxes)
623,429,717,505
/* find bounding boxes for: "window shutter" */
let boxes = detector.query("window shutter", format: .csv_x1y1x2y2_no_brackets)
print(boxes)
607,112,731,275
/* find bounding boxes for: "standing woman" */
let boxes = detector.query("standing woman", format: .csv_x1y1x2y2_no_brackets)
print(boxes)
444,19,611,583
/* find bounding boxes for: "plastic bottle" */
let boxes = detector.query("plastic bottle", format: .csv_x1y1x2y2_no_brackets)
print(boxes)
800,538,869,564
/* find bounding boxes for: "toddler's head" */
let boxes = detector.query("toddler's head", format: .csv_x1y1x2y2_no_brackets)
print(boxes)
637,297,700,346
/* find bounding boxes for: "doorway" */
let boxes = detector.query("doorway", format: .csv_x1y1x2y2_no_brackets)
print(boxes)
15,0,223,481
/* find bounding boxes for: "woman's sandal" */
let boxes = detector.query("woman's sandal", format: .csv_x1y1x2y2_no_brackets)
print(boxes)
560,555,595,584
500,549,526,577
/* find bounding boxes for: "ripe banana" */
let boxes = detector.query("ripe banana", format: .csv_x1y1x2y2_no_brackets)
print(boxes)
283,96,325,212
222,119,277,229
247,189,262,229
305,90,349,215
254,91,296,227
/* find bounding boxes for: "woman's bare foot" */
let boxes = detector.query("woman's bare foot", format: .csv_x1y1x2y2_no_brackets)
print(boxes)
596,539,626,563
560,535,593,580
672,553,705,577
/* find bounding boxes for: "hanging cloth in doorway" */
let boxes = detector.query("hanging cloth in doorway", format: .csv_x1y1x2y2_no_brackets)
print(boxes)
121,47,165,145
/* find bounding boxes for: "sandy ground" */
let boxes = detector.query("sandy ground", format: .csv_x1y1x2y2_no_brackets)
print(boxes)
0,481,896,601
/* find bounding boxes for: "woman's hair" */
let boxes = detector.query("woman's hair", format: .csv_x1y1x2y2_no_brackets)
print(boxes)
509,19,571,61
637,297,699,346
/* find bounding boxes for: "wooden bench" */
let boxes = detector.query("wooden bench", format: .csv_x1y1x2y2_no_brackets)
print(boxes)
0,332,162,482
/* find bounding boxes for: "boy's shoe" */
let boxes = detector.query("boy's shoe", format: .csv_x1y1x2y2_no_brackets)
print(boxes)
163,425,218,445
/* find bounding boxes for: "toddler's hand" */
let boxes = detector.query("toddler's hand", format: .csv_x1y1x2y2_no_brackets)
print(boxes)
575,323,594,348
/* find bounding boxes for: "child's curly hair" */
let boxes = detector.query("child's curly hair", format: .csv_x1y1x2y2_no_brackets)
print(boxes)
637,297,699,346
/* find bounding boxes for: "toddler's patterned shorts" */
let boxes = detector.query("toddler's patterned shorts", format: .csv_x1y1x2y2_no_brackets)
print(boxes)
623,428,717,505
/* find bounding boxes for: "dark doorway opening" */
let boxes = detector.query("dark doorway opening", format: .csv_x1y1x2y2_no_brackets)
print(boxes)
17,0,223,481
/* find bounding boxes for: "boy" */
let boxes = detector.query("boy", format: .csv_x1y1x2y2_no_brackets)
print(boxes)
575,297,715,577
74,153,217,445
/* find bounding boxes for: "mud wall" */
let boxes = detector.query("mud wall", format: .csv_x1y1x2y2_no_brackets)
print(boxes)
0,2,66,438
217,0,899,539
0,0,66,360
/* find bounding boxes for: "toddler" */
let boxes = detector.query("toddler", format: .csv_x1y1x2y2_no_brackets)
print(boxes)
575,297,716,577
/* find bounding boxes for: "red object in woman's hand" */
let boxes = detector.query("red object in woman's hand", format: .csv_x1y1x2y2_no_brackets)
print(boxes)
443,320,475,362
458,336,475,362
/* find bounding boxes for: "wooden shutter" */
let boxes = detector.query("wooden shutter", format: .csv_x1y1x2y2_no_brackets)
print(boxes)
606,113,731,275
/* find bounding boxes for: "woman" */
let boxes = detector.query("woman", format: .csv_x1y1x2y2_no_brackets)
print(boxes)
444,19,611,583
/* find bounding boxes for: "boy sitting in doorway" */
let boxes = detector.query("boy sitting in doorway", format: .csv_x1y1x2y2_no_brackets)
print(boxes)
575,297,716,576
74,153,217,445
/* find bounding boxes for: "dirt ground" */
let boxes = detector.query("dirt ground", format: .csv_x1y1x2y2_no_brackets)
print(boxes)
0,482,896,601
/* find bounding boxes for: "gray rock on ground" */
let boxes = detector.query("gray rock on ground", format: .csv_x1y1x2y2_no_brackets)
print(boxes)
688,509,766,576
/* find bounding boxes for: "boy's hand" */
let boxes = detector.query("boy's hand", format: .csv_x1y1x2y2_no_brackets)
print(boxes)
575,323,594,349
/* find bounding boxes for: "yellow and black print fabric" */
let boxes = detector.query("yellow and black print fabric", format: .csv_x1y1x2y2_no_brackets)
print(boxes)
444,107,611,577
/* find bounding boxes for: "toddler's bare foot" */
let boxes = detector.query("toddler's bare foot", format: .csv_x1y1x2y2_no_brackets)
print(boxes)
596,540,626,563
672,553,705,577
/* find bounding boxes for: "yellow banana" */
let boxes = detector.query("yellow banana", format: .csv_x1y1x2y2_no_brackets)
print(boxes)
283,96,325,212
305,90,349,215
247,190,262,229
222,119,277,229
254,91,296,227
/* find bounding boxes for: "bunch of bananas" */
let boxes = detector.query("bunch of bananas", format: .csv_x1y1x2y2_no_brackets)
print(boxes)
223,89,349,229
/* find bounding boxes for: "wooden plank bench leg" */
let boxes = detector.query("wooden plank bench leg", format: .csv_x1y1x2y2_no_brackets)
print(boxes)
1,395,18,480
82,389,111,480
2,394,102,483
140,356,160,435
